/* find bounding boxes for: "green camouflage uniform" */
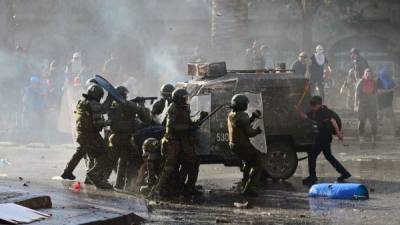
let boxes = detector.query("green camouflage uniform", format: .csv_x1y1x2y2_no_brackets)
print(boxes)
154,103,199,196
227,111,262,193
108,101,151,190
143,145,162,186
64,97,113,188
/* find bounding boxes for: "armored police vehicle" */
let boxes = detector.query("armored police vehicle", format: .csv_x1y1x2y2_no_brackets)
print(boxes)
175,62,316,180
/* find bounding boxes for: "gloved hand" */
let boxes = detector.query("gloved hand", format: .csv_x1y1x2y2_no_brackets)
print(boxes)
252,110,262,119
199,111,209,120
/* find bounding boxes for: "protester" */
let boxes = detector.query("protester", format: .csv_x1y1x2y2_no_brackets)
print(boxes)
245,40,258,69
350,48,369,80
65,52,86,87
376,65,398,135
59,52,86,141
300,96,351,185
309,45,332,99
291,52,308,77
50,60,65,104
355,68,378,144
14,46,31,85
22,76,47,141
245,40,267,70
12,46,32,116
340,67,358,111
254,45,268,71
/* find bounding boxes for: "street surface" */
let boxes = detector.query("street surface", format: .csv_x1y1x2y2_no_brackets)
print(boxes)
0,138,400,224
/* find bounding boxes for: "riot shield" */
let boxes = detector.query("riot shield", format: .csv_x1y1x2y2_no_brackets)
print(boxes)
190,94,211,155
94,74,126,103
242,92,267,154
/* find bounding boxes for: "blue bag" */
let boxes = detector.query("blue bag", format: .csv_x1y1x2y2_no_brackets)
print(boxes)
132,125,165,147
308,183,369,200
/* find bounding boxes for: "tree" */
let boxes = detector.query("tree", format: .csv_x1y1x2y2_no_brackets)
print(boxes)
297,0,321,54
0,0,16,51
211,0,248,68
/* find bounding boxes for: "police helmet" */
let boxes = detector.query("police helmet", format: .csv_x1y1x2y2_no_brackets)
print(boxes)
86,84,104,101
172,88,189,105
85,78,98,87
142,137,160,157
231,94,249,111
160,84,175,98
116,86,129,99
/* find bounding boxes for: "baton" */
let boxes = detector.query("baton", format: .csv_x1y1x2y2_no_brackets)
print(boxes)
197,104,227,127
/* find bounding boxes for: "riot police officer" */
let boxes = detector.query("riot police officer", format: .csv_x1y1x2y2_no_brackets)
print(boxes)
227,94,263,196
143,137,162,187
108,86,152,190
151,84,174,117
153,88,204,197
61,84,113,189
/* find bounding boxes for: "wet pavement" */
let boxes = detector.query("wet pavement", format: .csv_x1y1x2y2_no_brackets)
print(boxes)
1,139,400,224
0,180,147,224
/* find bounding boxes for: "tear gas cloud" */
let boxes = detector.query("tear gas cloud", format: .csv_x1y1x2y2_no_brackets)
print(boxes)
0,0,212,143
0,0,394,143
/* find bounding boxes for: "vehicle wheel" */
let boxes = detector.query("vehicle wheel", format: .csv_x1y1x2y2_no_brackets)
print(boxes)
262,142,298,180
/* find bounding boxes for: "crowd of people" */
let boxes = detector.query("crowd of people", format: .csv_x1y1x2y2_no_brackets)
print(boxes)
290,45,398,143
0,46,138,143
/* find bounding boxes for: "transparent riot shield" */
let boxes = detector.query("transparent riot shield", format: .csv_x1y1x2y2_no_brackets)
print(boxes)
190,94,211,155
242,92,267,154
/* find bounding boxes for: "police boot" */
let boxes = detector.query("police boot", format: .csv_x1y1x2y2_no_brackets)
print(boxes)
240,168,259,197
114,164,126,189
240,179,258,197
84,177,93,185
61,147,85,180
182,185,203,198
61,171,76,180
241,164,251,188
87,171,113,190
